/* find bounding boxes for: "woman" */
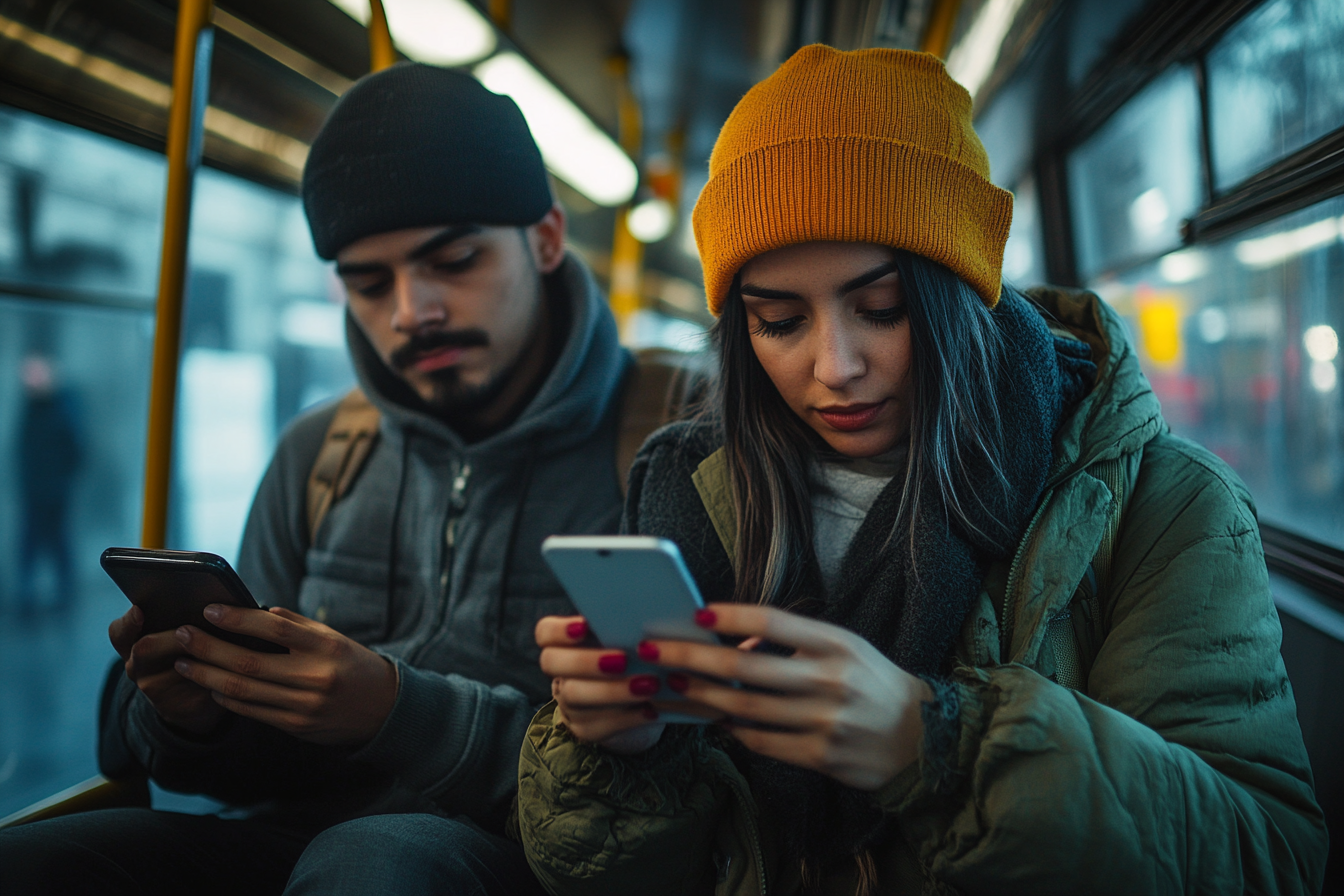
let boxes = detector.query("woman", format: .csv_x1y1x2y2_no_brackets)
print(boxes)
516,46,1326,895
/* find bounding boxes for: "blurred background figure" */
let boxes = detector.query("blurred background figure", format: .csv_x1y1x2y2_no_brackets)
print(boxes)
13,353,82,615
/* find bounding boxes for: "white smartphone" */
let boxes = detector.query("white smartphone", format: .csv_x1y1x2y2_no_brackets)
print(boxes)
541,535,718,723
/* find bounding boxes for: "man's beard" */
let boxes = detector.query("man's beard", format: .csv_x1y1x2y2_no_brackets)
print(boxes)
390,327,517,417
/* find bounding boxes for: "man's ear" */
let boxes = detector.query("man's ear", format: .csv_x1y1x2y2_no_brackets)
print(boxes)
527,204,566,274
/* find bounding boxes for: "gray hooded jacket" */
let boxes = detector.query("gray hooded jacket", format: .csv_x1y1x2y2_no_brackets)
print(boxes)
101,254,630,832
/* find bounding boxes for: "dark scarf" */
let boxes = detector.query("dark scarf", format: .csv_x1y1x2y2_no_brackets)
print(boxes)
743,289,1096,865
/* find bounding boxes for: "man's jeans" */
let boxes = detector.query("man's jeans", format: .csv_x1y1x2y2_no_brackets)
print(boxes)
0,807,544,895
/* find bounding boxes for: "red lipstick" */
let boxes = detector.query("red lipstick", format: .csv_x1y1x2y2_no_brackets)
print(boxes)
816,400,886,432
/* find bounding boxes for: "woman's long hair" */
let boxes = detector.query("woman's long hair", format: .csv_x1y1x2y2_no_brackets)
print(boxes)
712,249,1012,607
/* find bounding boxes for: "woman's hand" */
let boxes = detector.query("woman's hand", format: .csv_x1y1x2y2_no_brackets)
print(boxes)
536,616,719,751
648,603,932,791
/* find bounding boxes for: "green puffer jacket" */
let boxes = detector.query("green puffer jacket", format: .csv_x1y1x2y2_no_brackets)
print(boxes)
515,289,1328,895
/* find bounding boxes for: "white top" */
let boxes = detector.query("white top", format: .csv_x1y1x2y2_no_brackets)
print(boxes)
808,444,907,594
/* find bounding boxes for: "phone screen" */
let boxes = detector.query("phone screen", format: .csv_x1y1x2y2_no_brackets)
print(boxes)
100,547,288,654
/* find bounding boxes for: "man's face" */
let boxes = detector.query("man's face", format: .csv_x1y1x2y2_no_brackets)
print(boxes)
335,208,565,418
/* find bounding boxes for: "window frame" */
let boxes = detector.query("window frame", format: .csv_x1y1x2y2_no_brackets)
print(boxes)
1022,0,1344,584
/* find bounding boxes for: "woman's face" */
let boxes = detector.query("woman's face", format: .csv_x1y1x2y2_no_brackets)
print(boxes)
738,241,912,458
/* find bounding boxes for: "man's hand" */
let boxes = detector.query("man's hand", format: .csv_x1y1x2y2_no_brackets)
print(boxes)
109,604,229,736
171,604,399,746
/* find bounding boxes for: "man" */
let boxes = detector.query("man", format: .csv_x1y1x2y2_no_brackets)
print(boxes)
3,63,655,895
15,353,83,614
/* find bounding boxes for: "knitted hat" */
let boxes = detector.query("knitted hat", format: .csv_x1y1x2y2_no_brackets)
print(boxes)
692,45,1013,313
303,63,552,260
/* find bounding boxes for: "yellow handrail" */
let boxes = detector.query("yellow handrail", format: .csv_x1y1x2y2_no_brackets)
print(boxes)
607,52,643,334
920,0,962,59
140,0,214,549
368,0,396,72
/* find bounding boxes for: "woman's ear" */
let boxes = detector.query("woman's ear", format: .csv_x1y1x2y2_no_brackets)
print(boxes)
527,204,567,274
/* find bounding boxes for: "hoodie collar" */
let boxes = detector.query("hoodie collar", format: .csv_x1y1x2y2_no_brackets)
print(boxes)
344,251,628,458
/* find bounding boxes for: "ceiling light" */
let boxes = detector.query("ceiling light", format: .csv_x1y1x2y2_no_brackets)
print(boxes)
627,198,675,243
1304,325,1339,363
1129,187,1170,240
475,53,637,206
946,0,1028,100
1159,248,1207,284
328,0,495,66
1235,217,1340,268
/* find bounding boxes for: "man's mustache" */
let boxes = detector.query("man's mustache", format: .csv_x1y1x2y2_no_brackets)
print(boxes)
390,328,490,370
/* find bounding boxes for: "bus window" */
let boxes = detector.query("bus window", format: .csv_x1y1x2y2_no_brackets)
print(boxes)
1067,65,1205,283
1207,0,1344,192
1092,194,1344,549
0,106,352,820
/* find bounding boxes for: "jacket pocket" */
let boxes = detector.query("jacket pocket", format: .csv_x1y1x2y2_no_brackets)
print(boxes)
298,549,391,643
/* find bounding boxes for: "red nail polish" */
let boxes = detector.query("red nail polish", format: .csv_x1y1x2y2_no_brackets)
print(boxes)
667,672,689,693
642,704,659,720
566,620,588,640
694,608,717,628
637,640,659,661
598,653,627,674
629,675,660,696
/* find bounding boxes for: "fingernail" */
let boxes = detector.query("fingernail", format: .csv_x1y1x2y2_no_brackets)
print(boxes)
174,627,190,644
566,620,588,640
629,675,660,697
637,640,659,661
597,653,627,674
174,660,191,675
694,608,717,628
130,605,143,624
642,704,659,720
203,605,223,623
667,672,689,693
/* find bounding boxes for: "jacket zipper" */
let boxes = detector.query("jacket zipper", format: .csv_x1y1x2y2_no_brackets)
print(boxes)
1000,491,1052,662
438,461,472,593
410,459,471,664
724,775,768,896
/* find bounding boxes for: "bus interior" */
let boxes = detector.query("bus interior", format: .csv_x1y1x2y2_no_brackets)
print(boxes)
0,0,1339,888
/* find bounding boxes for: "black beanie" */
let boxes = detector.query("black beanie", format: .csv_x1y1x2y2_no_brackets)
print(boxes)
302,63,552,259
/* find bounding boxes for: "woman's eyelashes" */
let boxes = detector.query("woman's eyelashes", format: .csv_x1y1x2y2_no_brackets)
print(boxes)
749,305,907,338
750,314,805,338
863,304,908,328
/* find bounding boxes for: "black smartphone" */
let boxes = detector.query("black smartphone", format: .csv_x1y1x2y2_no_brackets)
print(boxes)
100,547,288,654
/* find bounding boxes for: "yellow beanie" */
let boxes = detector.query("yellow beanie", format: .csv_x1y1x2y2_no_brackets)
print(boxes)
692,45,1013,314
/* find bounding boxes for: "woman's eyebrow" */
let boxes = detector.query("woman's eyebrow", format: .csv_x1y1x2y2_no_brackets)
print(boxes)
739,284,802,300
839,261,898,293
740,261,897,300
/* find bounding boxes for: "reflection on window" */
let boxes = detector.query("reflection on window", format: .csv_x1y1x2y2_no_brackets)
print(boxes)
0,107,354,819
0,298,152,817
1090,195,1344,548
1003,175,1045,288
1207,0,1344,192
0,108,166,298
177,170,354,560
1068,65,1203,281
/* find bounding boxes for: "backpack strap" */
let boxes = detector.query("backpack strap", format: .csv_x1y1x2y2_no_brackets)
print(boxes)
306,388,381,544
615,347,709,497
1046,453,1134,691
